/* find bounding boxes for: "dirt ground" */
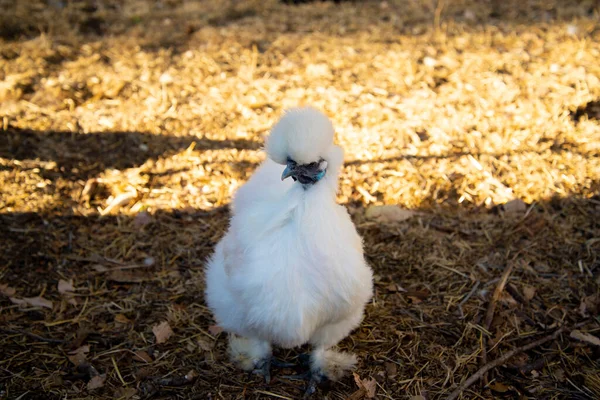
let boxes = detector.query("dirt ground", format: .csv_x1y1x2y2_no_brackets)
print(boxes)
1,0,600,399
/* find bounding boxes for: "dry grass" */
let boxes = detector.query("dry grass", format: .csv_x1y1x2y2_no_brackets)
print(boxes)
1,0,599,399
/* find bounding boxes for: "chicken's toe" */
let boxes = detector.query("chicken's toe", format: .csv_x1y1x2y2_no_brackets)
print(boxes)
303,370,327,399
271,358,297,369
252,357,272,384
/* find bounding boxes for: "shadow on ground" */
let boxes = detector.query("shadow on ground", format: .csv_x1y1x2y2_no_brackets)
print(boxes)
0,127,261,181
1,0,599,49
1,186,599,398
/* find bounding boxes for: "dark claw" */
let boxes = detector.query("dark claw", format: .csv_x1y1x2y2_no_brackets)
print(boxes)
279,371,311,381
252,357,297,384
298,353,311,368
271,358,297,369
252,358,271,384
280,368,326,398
303,372,325,399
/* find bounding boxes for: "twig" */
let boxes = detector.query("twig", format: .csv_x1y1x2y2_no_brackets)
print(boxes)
457,281,480,318
111,356,126,385
505,283,527,305
446,321,590,400
485,263,515,332
480,262,514,384
433,0,445,33
460,281,481,307
1,328,66,344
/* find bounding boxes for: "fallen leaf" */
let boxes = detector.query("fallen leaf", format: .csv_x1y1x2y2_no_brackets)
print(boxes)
502,198,527,214
510,353,529,368
197,337,213,351
91,264,109,272
108,270,149,283
133,211,152,228
570,330,600,347
133,350,153,363
353,372,377,398
385,362,398,378
406,289,429,304
58,279,75,294
579,294,600,317
68,345,90,366
386,283,406,293
136,366,153,380
499,292,518,308
489,381,511,393
347,389,366,400
405,290,429,300
165,270,181,281
0,283,16,297
114,314,131,324
115,387,137,398
153,321,174,344
363,378,377,398
72,327,91,349
87,374,106,390
522,285,536,301
365,205,417,223
208,325,223,336
69,345,90,354
10,296,53,309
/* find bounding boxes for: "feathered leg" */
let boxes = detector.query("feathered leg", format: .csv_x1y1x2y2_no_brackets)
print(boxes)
302,309,364,397
228,334,295,383
228,334,273,382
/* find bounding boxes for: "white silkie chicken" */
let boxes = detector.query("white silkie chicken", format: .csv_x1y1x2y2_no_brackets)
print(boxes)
205,107,373,396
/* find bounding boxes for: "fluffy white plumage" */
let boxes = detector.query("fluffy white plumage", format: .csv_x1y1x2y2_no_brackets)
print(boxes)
205,106,373,389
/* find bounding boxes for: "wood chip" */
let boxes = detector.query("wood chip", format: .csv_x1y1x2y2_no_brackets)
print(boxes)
10,296,53,309
100,191,137,216
570,330,600,347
